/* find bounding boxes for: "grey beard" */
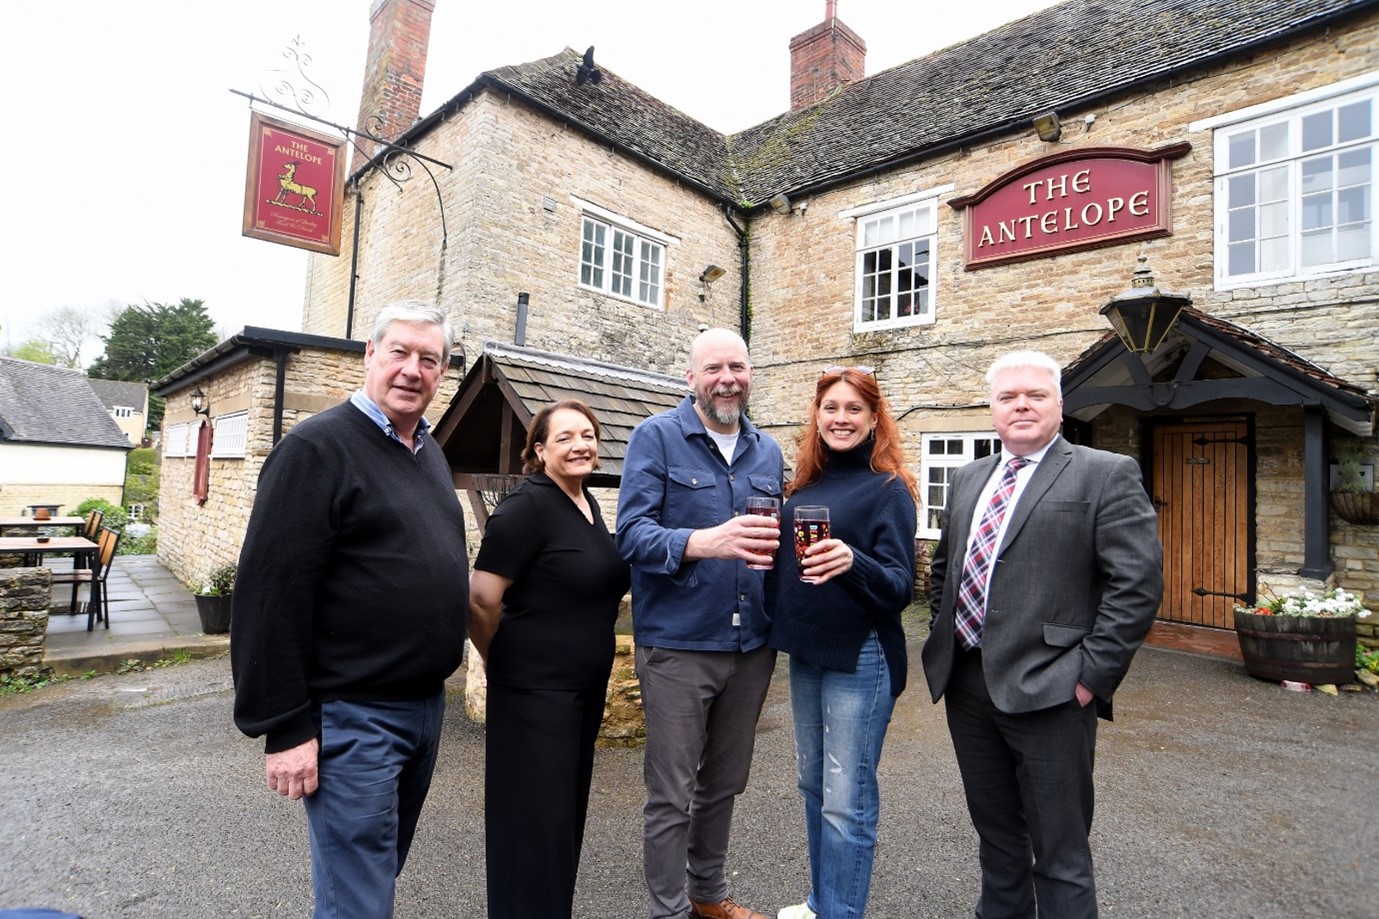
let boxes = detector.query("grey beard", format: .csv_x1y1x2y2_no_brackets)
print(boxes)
704,400,743,427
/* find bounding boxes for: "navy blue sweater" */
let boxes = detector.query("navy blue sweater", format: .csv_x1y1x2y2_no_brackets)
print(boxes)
769,442,917,695
232,402,469,752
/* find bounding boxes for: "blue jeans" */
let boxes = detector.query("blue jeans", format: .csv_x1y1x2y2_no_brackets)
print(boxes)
790,632,894,919
304,694,446,919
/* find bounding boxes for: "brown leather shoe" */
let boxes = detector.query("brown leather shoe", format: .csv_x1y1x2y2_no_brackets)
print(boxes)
688,895,769,919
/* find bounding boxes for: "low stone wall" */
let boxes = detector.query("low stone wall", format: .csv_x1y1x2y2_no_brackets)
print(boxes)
463,634,646,748
0,567,52,678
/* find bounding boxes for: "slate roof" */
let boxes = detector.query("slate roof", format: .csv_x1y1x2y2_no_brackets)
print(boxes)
0,358,133,450
87,378,147,412
434,341,686,485
404,0,1378,207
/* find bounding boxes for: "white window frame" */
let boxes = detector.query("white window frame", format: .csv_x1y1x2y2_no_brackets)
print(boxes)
211,411,249,459
919,431,1001,539
843,188,948,332
113,405,134,419
572,197,675,310
164,422,193,458
1199,71,1377,289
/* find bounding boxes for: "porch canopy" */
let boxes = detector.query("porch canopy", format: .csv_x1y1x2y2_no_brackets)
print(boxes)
1062,307,1374,578
431,341,686,528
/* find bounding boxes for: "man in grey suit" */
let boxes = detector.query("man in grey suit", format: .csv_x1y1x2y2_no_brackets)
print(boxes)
922,350,1163,919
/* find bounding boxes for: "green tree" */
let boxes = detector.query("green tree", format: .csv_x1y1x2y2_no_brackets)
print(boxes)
88,299,218,427
3,339,56,363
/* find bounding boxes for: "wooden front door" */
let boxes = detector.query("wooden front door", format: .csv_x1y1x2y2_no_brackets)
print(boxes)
1151,419,1252,628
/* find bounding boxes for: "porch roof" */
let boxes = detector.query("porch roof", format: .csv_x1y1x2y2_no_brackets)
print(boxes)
432,341,686,489
1062,308,1375,435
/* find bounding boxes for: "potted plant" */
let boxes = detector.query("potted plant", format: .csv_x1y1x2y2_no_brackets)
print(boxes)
1233,587,1371,685
1330,437,1378,525
194,562,236,634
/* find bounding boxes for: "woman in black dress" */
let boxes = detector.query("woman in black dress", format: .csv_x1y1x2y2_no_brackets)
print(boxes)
469,399,631,919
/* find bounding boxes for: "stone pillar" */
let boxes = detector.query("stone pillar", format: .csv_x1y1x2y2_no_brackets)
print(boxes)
0,567,53,678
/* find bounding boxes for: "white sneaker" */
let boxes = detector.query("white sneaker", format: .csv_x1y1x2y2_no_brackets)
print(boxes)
777,904,817,919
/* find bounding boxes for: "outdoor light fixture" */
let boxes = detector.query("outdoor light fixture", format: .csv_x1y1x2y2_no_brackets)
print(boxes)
768,192,792,215
1032,111,1062,142
699,264,726,284
1099,255,1191,355
190,386,211,417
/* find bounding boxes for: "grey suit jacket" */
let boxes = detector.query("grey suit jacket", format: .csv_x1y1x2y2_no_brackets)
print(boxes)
921,436,1164,719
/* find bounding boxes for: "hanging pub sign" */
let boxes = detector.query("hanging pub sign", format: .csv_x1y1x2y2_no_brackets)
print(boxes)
948,143,1190,270
242,111,346,256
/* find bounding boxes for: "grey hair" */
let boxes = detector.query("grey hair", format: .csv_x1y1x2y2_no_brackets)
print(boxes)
369,301,454,365
986,350,1062,400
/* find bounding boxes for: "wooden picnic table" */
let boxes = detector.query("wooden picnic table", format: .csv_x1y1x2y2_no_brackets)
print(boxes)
0,516,85,530
0,536,100,613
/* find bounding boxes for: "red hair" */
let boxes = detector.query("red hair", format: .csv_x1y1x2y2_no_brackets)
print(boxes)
785,368,918,500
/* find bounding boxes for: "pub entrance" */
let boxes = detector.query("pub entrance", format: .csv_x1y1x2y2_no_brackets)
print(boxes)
1148,417,1252,629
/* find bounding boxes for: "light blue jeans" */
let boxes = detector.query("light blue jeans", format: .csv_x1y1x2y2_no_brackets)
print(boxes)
790,632,894,919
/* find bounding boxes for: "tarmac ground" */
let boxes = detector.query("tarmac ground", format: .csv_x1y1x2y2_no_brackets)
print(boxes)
3,601,1378,918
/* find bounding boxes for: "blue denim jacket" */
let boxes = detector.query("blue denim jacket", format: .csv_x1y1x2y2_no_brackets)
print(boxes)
616,396,784,652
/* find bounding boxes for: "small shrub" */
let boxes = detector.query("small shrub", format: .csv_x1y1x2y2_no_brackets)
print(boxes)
198,563,237,597
73,498,129,532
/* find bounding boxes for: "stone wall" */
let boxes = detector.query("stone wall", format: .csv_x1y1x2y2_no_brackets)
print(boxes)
304,90,741,377
0,567,51,678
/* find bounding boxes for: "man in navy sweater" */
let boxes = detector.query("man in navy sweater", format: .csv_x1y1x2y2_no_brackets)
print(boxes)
232,301,469,919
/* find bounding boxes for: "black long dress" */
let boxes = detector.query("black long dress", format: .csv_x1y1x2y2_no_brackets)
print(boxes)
473,471,630,919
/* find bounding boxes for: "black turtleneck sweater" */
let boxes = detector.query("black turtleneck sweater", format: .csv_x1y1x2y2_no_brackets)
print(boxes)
768,442,918,696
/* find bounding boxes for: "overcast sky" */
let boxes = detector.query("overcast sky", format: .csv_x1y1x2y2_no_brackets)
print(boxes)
0,0,1060,357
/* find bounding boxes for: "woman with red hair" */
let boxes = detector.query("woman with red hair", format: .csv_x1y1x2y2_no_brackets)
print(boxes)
771,367,918,919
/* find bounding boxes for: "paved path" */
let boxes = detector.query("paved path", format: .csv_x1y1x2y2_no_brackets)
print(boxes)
42,555,229,674
2,641,1376,918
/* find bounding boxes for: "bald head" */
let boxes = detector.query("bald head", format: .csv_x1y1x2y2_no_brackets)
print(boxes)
687,328,753,434
689,328,749,370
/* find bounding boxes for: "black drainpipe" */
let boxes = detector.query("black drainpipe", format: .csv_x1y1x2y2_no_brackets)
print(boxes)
272,349,291,445
345,186,364,340
722,208,749,342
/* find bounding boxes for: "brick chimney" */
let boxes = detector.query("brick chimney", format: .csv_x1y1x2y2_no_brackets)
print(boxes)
352,0,435,172
789,0,866,110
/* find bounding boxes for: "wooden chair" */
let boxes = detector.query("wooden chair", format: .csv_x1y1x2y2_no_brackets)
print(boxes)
81,509,104,542
50,525,120,631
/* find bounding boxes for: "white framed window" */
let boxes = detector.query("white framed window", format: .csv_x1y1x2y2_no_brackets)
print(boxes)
113,405,134,419
211,411,249,459
575,200,670,309
164,422,193,458
850,195,939,331
1209,77,1376,287
127,503,146,521
919,432,1000,538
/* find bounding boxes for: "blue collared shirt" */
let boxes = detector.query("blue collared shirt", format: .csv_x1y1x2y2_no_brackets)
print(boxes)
350,390,431,454
615,396,784,652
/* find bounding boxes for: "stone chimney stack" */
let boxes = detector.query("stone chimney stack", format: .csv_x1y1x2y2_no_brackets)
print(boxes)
789,0,866,110
352,0,435,172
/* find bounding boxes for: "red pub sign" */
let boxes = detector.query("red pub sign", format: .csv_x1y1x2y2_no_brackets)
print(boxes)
949,143,1190,270
242,111,346,256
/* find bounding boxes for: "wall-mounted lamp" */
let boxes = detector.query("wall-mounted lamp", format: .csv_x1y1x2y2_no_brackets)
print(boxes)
1099,255,1191,355
768,192,792,215
190,386,211,417
698,264,726,303
699,264,726,284
1032,111,1062,142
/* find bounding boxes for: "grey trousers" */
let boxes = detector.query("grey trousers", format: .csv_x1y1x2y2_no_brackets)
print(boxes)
636,643,777,919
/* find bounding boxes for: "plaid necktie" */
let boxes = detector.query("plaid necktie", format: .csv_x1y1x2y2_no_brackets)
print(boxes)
954,456,1028,650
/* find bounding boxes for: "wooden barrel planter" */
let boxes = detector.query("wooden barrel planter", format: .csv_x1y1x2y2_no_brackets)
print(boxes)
1233,610,1356,684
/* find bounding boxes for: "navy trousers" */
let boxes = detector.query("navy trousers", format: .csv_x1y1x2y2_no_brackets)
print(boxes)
304,693,446,919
